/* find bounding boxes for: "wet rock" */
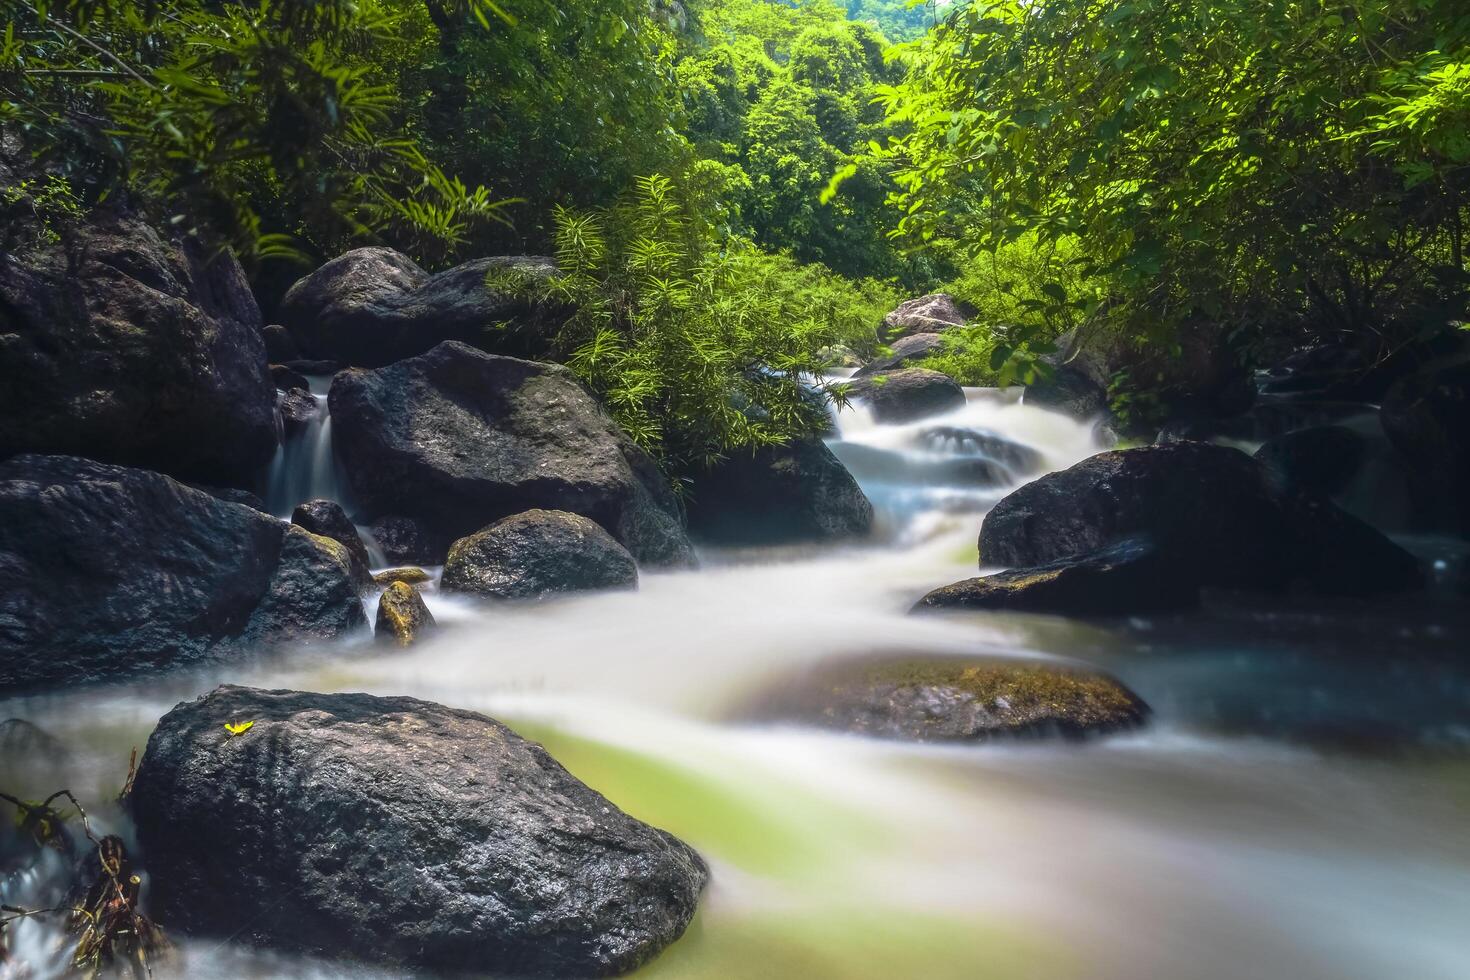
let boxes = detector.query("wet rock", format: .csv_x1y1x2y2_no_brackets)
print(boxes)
372,566,432,587
751,655,1148,742
130,686,707,976
846,368,966,424
979,441,1421,599
1021,364,1108,419
291,499,372,589
185,483,268,512
881,294,969,341
442,510,638,600
854,333,946,377
1254,425,1367,497
270,364,311,393
915,539,1197,616
0,204,276,484
261,323,299,363
330,341,694,566
277,388,320,439
0,455,366,690
367,515,443,567
687,438,873,545
280,248,574,367
1381,358,1470,535
914,425,1045,474
374,581,435,646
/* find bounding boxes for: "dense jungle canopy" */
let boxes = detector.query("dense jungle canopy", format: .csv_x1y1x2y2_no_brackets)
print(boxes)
2,0,1467,454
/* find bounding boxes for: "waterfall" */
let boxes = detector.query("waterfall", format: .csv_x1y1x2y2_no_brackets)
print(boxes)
264,392,346,518
262,380,384,566
825,384,1101,545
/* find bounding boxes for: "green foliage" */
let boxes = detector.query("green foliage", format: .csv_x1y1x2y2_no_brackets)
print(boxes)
536,174,892,473
874,0,1470,378
0,1,512,265
679,0,928,285
925,232,1106,384
386,0,691,254
842,0,942,42
0,174,86,250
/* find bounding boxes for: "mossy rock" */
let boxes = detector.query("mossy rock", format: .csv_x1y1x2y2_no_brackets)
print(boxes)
748,654,1148,742
373,566,432,587
375,581,435,647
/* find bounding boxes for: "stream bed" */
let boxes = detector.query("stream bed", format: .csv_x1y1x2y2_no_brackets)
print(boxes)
3,389,1468,979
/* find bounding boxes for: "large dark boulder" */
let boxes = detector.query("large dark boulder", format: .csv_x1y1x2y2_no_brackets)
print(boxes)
0,455,366,690
329,341,695,567
291,498,372,587
846,368,966,424
279,248,573,367
748,655,1148,742
978,441,1420,598
880,294,969,341
1381,358,1470,535
915,539,1197,615
442,509,638,600
854,332,946,377
130,686,707,976
0,204,276,485
687,438,873,545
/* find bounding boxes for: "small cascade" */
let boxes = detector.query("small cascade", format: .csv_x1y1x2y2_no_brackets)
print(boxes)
825,384,1101,543
264,392,347,517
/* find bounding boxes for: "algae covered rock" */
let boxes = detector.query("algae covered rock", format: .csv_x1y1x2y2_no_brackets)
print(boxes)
371,566,432,587
442,509,638,600
374,581,435,646
750,654,1148,742
130,686,707,976
291,498,372,589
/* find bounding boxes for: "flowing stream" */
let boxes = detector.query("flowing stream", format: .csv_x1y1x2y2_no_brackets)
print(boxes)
3,389,1469,979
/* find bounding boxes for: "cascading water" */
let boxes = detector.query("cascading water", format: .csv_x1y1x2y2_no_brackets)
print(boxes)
262,378,386,566
264,391,341,517
3,388,1469,979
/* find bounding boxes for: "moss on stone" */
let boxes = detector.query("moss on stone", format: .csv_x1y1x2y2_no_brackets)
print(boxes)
372,566,432,586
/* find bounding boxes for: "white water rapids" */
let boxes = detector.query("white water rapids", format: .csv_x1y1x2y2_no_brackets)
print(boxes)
3,387,1468,979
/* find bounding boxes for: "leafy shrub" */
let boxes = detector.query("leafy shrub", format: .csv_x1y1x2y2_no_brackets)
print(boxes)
525,174,893,474
923,232,1107,386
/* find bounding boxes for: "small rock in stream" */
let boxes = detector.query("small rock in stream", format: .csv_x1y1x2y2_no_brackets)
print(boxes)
374,581,435,646
442,509,638,600
748,654,1148,742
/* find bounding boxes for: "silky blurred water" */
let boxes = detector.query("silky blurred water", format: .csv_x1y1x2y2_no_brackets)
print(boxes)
3,389,1468,979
